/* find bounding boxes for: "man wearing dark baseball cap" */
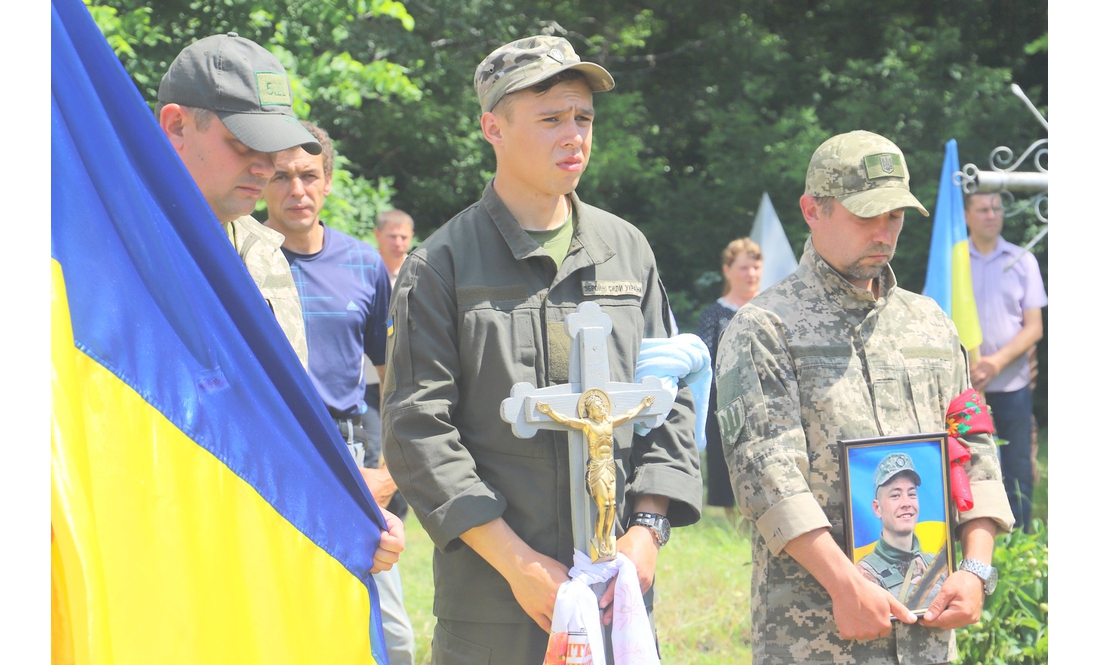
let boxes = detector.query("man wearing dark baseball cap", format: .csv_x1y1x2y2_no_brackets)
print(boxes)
156,32,320,366
383,35,701,663
156,34,405,577
713,130,1013,663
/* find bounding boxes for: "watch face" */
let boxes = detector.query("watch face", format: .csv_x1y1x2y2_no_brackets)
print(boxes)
658,521,671,542
986,566,999,594
961,559,998,595
632,513,670,546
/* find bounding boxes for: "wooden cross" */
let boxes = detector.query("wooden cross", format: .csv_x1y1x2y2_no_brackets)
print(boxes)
500,301,673,562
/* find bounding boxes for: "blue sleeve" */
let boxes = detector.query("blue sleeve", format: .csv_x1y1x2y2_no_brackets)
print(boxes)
363,255,391,366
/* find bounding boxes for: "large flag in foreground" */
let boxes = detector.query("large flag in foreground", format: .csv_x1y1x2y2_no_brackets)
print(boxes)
749,192,799,292
51,0,387,662
922,139,982,351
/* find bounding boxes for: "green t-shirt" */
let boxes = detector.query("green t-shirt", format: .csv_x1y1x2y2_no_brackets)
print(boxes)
526,213,575,269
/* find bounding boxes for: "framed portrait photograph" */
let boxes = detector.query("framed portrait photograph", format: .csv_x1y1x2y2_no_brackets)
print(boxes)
839,432,956,618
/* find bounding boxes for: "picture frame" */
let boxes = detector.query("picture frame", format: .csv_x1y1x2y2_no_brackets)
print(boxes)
838,432,956,618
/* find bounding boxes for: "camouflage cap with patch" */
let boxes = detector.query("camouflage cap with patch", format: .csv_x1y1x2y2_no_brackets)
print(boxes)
873,452,922,491
805,130,928,217
158,33,321,155
474,36,615,113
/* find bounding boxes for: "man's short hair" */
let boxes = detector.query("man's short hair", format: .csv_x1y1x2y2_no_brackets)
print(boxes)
964,191,1002,212
813,195,837,217
493,69,591,120
154,102,215,131
299,121,335,180
377,209,415,232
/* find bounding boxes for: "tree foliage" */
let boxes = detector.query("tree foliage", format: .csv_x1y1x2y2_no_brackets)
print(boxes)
89,0,1048,417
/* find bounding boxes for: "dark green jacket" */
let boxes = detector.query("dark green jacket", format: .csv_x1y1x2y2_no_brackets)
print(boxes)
382,181,702,623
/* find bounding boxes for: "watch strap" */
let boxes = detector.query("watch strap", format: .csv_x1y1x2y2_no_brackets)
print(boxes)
958,558,997,594
629,512,670,547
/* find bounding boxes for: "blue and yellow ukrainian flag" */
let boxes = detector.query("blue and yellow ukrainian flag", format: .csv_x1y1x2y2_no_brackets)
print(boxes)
51,0,388,662
922,139,982,352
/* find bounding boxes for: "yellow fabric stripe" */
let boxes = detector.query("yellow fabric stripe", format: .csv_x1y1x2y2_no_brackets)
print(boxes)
52,258,115,665
852,521,947,564
915,521,947,555
51,260,378,665
951,241,983,352
853,542,875,563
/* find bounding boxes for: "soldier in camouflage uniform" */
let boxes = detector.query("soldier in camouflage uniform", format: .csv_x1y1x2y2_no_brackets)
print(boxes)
156,34,405,575
156,33,322,368
713,130,1014,664
856,453,944,606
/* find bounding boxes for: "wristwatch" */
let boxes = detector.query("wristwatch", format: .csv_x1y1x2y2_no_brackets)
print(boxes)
958,558,999,595
629,512,671,548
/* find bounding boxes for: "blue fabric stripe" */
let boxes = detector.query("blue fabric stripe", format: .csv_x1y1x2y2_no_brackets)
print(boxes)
51,0,385,597
922,139,965,315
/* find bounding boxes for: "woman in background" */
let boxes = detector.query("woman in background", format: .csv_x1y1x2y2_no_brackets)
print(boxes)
695,238,763,525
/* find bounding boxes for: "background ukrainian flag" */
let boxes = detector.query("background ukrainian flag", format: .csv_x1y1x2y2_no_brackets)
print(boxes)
922,138,983,352
51,0,388,662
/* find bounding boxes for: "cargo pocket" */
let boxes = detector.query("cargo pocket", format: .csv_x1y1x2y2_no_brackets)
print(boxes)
901,347,954,432
432,622,492,664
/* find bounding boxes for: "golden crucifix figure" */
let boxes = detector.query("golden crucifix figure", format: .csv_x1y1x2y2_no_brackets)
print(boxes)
537,389,656,561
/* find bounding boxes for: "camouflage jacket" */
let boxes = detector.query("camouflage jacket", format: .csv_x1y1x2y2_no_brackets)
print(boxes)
713,240,1013,664
224,215,309,368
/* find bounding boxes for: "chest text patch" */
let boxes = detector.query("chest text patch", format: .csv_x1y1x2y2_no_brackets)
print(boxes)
582,280,643,297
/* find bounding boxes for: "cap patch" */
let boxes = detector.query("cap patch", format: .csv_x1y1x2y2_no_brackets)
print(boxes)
863,153,906,180
548,48,565,64
255,72,292,106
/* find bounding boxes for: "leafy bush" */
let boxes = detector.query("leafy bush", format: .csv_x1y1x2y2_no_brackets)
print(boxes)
955,522,1048,664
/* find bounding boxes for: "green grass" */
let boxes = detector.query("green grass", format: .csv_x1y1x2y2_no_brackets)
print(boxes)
1031,426,1048,523
398,511,437,665
397,428,1047,663
651,507,754,664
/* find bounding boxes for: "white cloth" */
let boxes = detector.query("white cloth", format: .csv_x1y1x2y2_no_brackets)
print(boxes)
546,550,660,665
633,334,712,449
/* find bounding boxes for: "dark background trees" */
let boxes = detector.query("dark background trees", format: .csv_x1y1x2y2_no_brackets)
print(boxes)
90,0,1048,420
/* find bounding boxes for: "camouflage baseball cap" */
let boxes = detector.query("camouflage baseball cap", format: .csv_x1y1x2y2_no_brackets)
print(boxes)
873,452,922,491
474,36,615,113
158,33,321,156
805,130,928,217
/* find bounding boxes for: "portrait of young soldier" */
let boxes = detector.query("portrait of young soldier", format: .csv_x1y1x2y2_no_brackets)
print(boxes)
856,452,947,608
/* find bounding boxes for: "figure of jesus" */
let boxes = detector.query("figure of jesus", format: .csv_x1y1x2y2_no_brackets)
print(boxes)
536,390,655,561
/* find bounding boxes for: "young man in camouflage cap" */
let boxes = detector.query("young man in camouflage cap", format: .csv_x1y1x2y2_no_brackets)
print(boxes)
157,34,404,576
713,130,1013,664
856,453,944,605
382,35,701,662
